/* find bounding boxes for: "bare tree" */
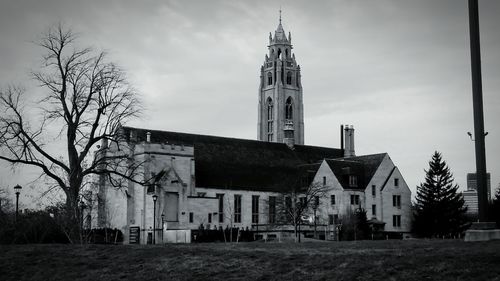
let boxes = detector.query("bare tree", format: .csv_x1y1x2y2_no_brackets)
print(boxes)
274,182,330,242
0,24,149,242
0,187,14,213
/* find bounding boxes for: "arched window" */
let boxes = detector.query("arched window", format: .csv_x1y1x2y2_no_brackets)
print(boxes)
267,98,274,141
286,71,292,85
285,49,289,58
277,48,282,59
267,72,272,86
285,97,293,120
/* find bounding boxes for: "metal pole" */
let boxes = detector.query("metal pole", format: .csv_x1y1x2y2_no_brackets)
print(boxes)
468,0,488,222
153,200,156,244
15,192,20,222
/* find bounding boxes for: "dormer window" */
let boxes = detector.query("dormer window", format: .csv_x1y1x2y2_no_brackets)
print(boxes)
349,175,358,187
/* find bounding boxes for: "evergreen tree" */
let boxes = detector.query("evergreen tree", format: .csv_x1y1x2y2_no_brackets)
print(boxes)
413,151,468,237
488,186,500,227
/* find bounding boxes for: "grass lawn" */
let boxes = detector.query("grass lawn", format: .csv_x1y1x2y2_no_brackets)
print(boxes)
1,240,500,281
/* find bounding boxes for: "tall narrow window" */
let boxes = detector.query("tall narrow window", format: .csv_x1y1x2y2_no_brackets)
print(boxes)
267,72,272,85
234,195,242,223
286,71,292,85
394,178,399,187
330,195,336,205
285,196,292,211
350,194,360,205
216,193,224,223
252,195,259,224
393,215,401,227
372,185,376,197
267,98,273,141
323,176,327,186
285,97,293,120
268,196,276,224
393,195,401,208
372,204,376,216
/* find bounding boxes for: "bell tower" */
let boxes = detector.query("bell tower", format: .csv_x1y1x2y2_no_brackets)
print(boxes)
258,12,304,145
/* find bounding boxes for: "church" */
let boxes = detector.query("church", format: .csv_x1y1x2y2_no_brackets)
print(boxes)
96,17,412,244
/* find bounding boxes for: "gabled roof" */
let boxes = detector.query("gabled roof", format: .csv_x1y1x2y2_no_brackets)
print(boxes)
122,126,343,192
325,153,387,190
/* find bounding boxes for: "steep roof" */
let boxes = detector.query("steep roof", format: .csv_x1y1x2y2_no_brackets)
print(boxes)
122,126,343,192
325,153,387,190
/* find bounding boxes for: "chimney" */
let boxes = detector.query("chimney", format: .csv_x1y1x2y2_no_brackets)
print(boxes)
344,125,355,157
340,125,344,151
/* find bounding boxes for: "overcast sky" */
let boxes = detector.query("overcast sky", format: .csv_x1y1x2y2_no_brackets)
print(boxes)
1,0,499,208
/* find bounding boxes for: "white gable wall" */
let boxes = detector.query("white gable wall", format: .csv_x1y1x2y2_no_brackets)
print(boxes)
380,167,412,233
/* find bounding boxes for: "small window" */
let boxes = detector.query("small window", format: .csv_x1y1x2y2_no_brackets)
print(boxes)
394,178,399,187
314,196,319,209
372,185,376,197
323,176,327,186
393,215,401,227
299,197,306,207
350,194,360,205
334,214,339,224
330,195,336,205
208,213,212,223
267,72,272,85
189,212,194,223
328,215,334,225
393,195,401,208
372,204,376,216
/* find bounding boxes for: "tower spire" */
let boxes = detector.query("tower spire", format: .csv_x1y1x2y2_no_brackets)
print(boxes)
279,8,282,24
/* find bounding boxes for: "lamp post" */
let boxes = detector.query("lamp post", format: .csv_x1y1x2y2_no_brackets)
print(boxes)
80,201,86,231
14,184,22,222
161,213,165,243
152,194,158,244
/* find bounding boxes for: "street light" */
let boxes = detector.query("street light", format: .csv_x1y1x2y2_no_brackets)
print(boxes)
161,213,165,243
152,194,158,245
80,201,86,232
14,184,22,221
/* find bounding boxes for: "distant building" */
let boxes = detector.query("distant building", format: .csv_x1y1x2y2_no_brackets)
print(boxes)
463,172,491,215
95,16,412,244
466,173,491,199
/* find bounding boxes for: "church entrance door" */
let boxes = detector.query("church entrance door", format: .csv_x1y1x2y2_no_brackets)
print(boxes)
165,192,179,222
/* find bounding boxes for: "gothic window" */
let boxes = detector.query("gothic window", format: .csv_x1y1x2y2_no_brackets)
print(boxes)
286,71,292,85
277,48,282,59
267,72,272,85
267,98,273,141
285,97,293,120
285,49,289,58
